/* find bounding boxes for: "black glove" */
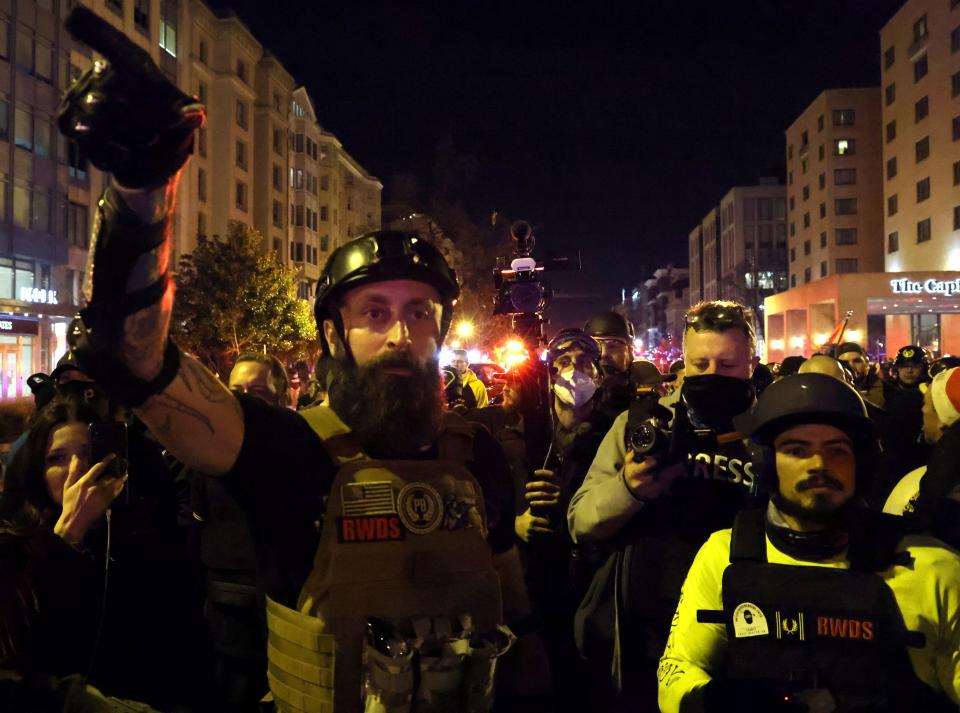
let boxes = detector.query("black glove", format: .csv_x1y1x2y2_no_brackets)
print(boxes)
57,6,204,188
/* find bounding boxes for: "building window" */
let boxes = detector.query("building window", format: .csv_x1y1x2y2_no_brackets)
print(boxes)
832,109,855,126
818,144,824,161
272,164,282,191
198,39,207,64
294,205,304,226
791,274,797,288
802,185,810,201
954,160,960,185
954,116,960,141
834,198,857,215
272,200,283,228
321,235,330,251
235,181,247,211
885,83,896,106
292,100,305,118
67,202,89,248
914,55,928,82
888,231,899,254
835,228,858,245
804,267,811,284
237,59,247,83
803,212,810,228
834,168,856,185
884,45,895,68
67,141,88,181
197,168,206,202
953,72,960,98
952,26,960,53
916,136,930,162
887,157,898,180
789,171,794,185
790,247,796,262
197,213,206,242
917,217,931,243
817,114,824,131
105,0,123,16
835,259,858,274
14,107,31,151
134,0,149,32
820,261,827,278
820,231,827,247
917,176,931,202
320,206,328,221
34,41,51,81
819,203,826,218
236,140,247,170
159,15,176,57
888,194,898,216
294,133,304,153
914,14,928,43
789,196,795,211
196,82,207,104
803,239,811,256
33,116,49,158
236,100,247,130
197,128,207,157
886,120,896,142
273,128,283,155
790,222,796,237
818,172,825,190
801,157,808,174
915,96,929,121
834,139,855,156
955,205,960,231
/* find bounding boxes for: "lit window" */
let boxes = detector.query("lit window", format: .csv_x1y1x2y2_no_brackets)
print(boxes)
159,18,177,57
835,139,855,156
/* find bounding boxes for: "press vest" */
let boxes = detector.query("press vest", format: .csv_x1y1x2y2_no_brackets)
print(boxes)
264,405,503,713
700,510,953,711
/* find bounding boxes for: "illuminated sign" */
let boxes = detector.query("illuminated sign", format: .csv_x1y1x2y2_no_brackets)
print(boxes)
0,316,39,335
890,277,960,297
19,287,58,304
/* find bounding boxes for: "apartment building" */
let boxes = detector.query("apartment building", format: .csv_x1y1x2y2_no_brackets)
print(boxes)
879,0,960,352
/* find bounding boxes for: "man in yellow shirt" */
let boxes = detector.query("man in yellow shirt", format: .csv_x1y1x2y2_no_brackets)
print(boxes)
658,373,960,713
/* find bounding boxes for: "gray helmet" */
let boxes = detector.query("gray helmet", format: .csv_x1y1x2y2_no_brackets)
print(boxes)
583,311,635,343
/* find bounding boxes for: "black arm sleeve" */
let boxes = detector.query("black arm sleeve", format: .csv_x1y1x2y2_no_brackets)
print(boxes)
467,425,517,555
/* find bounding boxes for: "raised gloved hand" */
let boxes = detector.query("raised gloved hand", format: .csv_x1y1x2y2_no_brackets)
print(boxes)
57,5,204,188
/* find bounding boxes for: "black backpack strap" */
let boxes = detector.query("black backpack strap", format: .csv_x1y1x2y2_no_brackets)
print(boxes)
847,510,911,572
729,509,767,563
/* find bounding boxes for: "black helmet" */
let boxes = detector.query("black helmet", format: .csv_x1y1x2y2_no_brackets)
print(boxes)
931,355,960,378
314,231,460,356
737,372,872,446
583,312,635,343
893,345,930,369
546,328,602,369
736,373,876,493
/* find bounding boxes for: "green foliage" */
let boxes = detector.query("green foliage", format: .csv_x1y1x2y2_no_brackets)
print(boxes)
172,222,316,373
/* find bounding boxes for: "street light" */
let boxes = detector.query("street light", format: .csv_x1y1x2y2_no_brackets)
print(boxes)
455,321,475,339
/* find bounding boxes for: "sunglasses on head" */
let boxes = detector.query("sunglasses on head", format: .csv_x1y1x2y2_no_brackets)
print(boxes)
684,304,748,331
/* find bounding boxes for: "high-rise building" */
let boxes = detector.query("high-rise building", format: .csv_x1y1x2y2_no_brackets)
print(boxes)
686,180,786,342
879,0,960,351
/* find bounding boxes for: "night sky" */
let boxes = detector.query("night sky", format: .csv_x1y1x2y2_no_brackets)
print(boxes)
213,0,905,329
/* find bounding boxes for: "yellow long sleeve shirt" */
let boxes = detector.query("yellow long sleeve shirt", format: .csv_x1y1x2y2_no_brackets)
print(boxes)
657,528,960,713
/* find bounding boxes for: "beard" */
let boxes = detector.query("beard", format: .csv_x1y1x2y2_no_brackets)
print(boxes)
326,351,444,458
771,477,853,529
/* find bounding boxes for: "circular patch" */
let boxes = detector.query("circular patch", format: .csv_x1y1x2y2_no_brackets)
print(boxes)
397,482,444,535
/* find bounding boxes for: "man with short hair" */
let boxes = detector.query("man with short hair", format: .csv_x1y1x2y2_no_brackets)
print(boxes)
568,300,760,709
658,373,960,713
450,348,489,408
836,342,884,406
584,311,636,417
229,352,289,407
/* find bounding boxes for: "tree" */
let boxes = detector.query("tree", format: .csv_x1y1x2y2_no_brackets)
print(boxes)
172,222,316,375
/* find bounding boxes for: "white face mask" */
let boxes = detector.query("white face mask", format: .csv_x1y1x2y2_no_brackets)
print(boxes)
554,366,598,408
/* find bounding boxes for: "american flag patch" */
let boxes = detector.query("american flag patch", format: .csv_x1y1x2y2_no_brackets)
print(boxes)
341,482,397,516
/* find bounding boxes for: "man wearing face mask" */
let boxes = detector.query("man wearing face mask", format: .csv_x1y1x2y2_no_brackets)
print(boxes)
568,300,761,710
584,312,635,419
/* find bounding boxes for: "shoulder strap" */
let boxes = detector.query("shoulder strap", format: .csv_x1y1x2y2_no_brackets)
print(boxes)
297,404,366,465
847,510,910,572
437,411,476,464
729,509,767,563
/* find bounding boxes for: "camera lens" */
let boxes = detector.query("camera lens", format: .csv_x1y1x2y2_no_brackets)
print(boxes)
508,282,546,313
630,422,658,454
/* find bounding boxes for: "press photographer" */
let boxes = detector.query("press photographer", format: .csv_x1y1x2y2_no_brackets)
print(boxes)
567,300,762,710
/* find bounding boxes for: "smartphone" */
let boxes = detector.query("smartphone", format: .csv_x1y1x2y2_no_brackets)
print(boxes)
88,421,129,480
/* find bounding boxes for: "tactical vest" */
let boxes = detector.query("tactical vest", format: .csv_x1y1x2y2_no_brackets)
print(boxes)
698,510,953,711
264,405,504,713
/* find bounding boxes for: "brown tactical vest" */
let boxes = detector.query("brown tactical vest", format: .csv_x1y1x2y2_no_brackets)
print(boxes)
264,405,503,713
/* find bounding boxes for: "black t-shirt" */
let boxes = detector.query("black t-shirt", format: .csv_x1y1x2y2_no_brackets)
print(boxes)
223,395,515,607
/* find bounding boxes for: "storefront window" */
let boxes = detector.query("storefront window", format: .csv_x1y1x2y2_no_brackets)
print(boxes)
912,313,940,355
0,258,12,299
14,260,33,296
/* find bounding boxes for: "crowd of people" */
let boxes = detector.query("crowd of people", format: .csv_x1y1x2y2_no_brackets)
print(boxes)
2,16,960,713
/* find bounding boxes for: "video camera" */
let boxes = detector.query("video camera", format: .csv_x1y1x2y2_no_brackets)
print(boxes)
625,390,718,465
